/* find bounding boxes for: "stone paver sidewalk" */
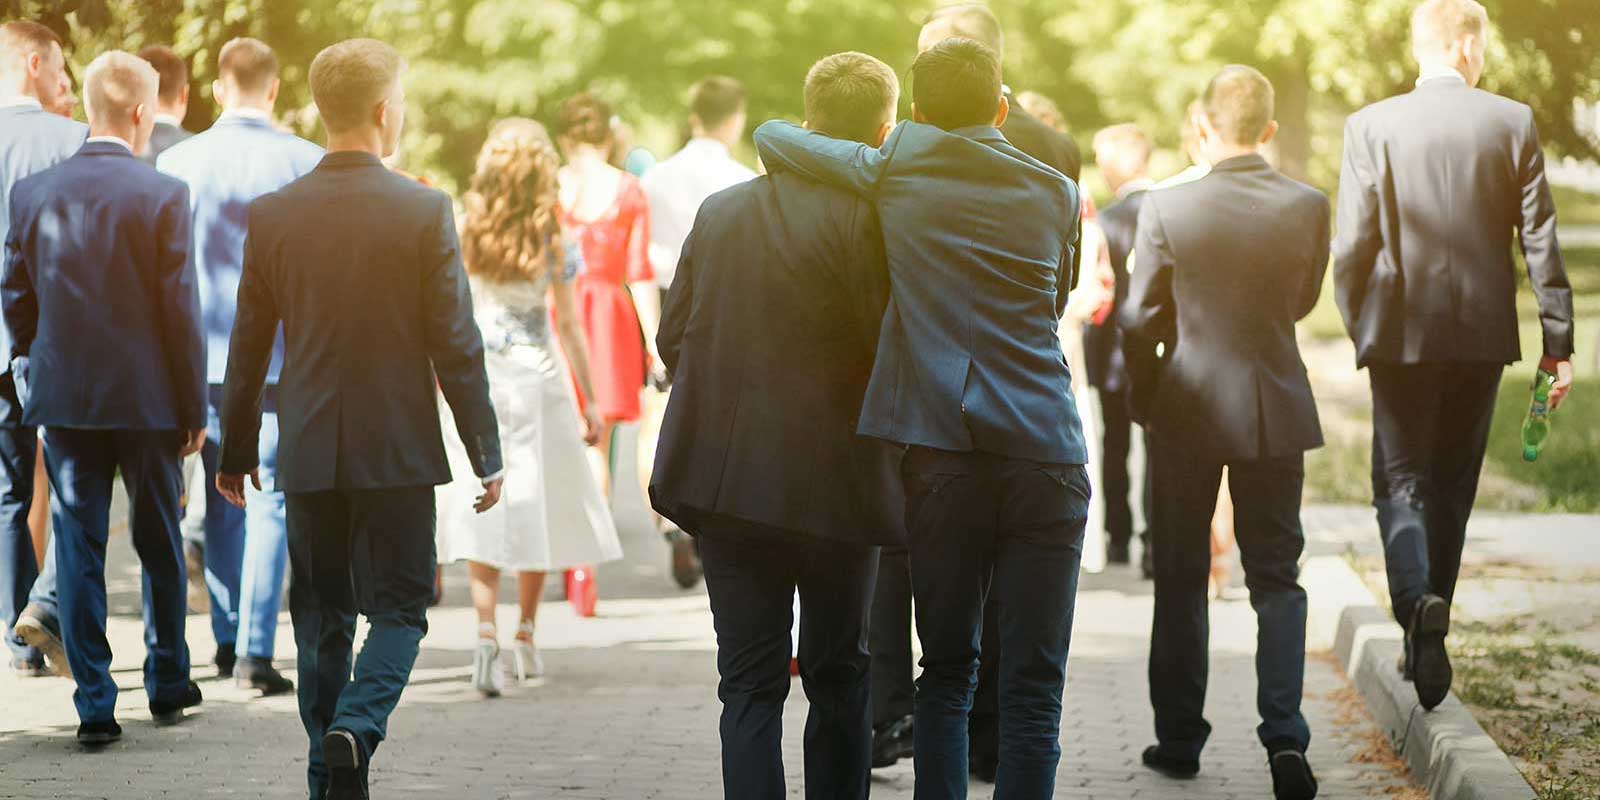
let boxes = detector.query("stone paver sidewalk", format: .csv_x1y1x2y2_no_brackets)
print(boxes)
0,450,1414,798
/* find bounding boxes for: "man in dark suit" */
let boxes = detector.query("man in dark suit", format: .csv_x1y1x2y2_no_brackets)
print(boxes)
159,36,322,697
1121,65,1326,800
651,51,905,800
137,45,191,165
0,20,82,680
1087,123,1154,567
1333,0,1574,712
756,38,1088,800
3,51,207,746
216,39,501,800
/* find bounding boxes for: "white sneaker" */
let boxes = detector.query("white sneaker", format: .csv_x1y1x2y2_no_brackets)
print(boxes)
472,636,503,698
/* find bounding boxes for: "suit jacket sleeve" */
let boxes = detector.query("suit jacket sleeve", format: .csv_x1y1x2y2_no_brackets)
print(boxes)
1058,185,1083,316
658,223,695,377
1,200,37,422
156,182,207,430
1515,110,1574,359
1331,117,1382,339
421,193,502,479
219,202,279,475
1117,196,1176,423
1299,194,1332,321
752,121,889,197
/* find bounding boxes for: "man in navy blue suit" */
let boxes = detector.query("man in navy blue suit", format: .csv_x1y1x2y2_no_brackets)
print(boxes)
218,39,501,800
3,50,207,746
755,38,1088,800
159,36,322,698
0,20,85,680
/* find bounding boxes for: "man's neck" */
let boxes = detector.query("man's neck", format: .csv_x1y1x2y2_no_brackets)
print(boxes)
0,82,39,108
1206,145,1258,165
222,98,274,117
1416,59,1466,83
326,130,384,157
87,126,135,150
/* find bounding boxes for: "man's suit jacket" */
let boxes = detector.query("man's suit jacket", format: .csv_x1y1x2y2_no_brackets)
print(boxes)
754,120,1085,466
1119,154,1328,462
0,102,86,423
2,141,205,431
650,172,904,547
1333,74,1574,366
1083,187,1148,394
158,112,324,385
218,151,501,493
141,120,191,166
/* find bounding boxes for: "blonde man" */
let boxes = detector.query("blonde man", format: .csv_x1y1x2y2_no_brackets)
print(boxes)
1333,0,1574,711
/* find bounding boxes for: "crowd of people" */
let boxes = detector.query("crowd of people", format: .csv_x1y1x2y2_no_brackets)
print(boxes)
0,0,1579,798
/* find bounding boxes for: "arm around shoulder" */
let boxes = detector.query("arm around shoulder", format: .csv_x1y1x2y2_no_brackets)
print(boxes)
752,120,889,197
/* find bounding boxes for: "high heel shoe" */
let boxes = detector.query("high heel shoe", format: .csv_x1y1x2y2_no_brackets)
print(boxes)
472,624,503,698
512,620,545,682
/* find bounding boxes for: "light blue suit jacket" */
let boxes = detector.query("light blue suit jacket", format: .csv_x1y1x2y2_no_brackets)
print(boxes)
0,103,86,415
754,120,1087,465
158,113,324,385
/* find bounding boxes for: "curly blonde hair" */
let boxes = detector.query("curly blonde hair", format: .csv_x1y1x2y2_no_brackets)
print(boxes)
461,118,564,283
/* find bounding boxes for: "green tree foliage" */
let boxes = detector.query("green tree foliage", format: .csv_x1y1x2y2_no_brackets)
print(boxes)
4,0,1596,191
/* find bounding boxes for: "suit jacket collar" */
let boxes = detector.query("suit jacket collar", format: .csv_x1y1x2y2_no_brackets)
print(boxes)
79,139,136,158
213,109,275,130
318,150,384,170
1209,153,1270,174
949,124,1007,146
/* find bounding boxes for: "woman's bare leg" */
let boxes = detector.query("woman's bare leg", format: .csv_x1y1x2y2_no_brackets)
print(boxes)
28,445,48,565
468,561,502,636
516,571,547,641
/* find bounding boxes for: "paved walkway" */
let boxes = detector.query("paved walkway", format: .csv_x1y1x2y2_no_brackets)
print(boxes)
0,440,1417,799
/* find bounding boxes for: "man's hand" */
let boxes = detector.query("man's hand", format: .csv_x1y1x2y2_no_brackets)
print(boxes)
179,428,206,457
580,406,603,447
216,470,261,509
1539,355,1574,411
475,476,504,514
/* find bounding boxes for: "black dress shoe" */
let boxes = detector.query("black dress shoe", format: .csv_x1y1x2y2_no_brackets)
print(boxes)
1410,594,1452,710
1141,745,1200,778
323,729,369,800
871,715,914,768
968,752,997,783
150,680,203,725
214,649,237,680
77,719,122,746
1107,539,1131,565
1267,743,1318,800
234,656,295,696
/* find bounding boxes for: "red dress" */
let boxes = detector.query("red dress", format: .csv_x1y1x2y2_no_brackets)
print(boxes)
560,174,653,423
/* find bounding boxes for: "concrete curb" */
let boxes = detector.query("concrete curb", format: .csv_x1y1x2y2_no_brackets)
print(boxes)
1318,557,1536,800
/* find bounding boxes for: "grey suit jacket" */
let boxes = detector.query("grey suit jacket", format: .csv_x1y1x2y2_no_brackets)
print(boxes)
1333,75,1573,366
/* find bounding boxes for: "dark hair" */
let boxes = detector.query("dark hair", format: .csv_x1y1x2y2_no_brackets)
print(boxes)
911,37,1001,131
689,76,746,130
137,45,188,105
1201,64,1274,146
0,21,62,60
218,37,279,96
555,91,614,146
804,52,898,145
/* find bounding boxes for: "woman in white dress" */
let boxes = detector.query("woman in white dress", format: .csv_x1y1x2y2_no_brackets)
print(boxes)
437,119,623,696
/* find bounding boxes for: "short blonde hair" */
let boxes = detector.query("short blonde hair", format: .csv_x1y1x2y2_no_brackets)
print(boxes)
1093,123,1152,167
309,38,404,135
1411,0,1488,57
804,52,899,145
84,51,158,127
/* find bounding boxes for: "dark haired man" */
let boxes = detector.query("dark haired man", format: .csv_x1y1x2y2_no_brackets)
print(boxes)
158,36,322,697
0,19,84,680
640,74,756,588
137,45,191,164
652,51,903,800
756,36,1087,800
1120,64,1326,800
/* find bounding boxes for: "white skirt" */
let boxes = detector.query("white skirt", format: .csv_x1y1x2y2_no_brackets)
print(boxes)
436,343,622,572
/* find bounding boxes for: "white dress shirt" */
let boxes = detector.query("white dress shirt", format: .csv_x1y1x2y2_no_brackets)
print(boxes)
639,138,756,289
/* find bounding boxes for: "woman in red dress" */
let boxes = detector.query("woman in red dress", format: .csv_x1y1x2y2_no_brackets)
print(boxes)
553,92,660,495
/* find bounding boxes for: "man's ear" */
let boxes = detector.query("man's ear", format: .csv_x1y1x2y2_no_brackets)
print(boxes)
177,83,190,106
373,98,389,130
132,101,147,128
801,119,811,131
212,79,227,108
1259,120,1279,147
911,102,925,125
872,120,893,148
266,78,281,105
993,93,1009,128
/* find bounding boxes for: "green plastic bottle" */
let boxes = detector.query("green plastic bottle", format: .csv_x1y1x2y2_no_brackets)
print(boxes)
1521,369,1557,462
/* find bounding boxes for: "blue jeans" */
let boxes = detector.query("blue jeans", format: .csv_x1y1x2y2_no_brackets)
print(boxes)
1147,443,1311,757
903,447,1088,800
198,388,288,659
285,486,434,798
43,427,190,723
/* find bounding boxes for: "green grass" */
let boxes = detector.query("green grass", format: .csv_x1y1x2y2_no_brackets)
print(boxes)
1485,377,1600,512
1553,184,1600,228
